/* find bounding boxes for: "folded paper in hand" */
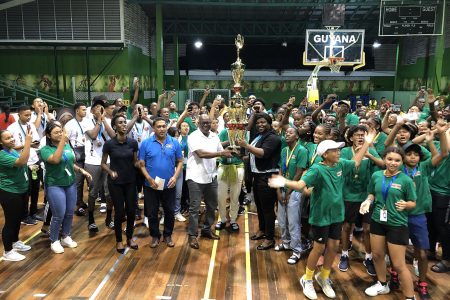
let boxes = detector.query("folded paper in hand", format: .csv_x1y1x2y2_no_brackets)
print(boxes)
155,176,165,191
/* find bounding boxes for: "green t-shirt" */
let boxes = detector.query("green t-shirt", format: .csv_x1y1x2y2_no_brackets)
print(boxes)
41,144,76,187
429,156,450,196
418,107,430,123
185,117,197,134
372,132,388,156
218,129,243,165
301,159,355,226
0,150,28,194
341,147,380,202
279,130,287,150
345,114,360,126
279,143,308,180
368,171,417,227
403,159,433,215
169,111,180,120
304,143,323,167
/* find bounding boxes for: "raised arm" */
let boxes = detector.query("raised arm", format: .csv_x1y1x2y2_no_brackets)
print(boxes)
199,88,210,108
46,131,69,164
281,97,295,130
381,109,392,134
14,129,32,166
353,130,377,168
384,117,405,147
311,94,335,125
129,80,140,110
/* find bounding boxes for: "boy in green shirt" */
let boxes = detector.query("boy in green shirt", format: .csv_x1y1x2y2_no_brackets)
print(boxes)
269,131,376,300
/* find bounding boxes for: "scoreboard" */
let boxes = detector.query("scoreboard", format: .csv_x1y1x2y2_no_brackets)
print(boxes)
379,0,445,36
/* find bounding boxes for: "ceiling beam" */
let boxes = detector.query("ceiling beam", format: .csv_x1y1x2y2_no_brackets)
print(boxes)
0,0,35,11
132,0,380,8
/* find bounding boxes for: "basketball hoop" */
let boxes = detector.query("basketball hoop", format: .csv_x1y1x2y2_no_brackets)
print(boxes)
328,57,345,73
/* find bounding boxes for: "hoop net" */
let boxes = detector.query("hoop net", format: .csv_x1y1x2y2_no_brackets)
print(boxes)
328,57,345,73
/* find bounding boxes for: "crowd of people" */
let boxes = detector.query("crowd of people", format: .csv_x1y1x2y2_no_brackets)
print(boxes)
0,84,449,300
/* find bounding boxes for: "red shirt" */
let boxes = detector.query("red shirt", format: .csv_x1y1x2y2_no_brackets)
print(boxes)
0,113,15,130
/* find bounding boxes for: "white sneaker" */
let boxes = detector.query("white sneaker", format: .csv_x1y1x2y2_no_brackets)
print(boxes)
315,273,336,298
300,275,317,300
99,203,107,213
2,249,26,261
13,241,31,252
60,236,78,248
143,217,149,228
175,213,186,222
365,281,390,297
51,240,64,254
138,193,144,199
159,216,164,225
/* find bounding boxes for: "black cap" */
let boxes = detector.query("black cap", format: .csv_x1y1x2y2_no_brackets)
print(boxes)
402,142,423,159
92,99,106,108
401,123,418,139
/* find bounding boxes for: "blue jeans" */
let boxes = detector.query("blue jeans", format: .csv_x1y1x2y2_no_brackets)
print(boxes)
277,191,302,253
175,171,183,215
47,184,77,242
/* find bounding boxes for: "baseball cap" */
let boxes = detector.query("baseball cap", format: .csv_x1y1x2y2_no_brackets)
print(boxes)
402,141,423,157
317,140,345,156
92,99,106,108
338,100,351,108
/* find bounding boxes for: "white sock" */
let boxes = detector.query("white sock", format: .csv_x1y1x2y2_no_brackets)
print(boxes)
349,234,353,242
365,253,372,260
342,250,349,257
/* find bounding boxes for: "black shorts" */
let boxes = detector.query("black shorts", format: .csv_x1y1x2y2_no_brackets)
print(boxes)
344,201,373,224
370,219,409,246
311,222,342,244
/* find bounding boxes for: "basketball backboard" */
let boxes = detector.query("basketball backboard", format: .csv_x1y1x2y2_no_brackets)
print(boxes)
304,29,365,65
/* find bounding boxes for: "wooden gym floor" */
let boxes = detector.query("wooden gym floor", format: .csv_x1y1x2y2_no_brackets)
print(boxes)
0,192,449,300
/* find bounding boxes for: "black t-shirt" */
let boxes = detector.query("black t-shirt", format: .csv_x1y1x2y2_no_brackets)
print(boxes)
103,137,138,184
253,130,281,173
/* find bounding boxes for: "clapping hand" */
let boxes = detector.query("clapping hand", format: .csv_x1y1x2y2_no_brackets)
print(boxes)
268,175,286,188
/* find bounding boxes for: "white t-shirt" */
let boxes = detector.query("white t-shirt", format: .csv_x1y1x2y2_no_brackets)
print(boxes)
6,121,40,165
128,119,152,148
84,117,110,165
186,129,223,184
30,111,51,139
64,117,90,148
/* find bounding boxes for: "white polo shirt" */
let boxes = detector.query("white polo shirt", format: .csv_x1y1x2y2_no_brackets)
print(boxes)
84,117,110,165
64,117,90,148
186,129,223,184
6,121,40,166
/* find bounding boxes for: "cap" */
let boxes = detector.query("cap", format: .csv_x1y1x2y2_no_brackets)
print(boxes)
400,122,418,138
402,142,422,154
248,95,256,100
92,99,106,108
316,140,345,156
338,100,351,108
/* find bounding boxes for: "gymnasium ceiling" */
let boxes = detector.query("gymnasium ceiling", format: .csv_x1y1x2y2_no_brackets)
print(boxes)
132,0,395,45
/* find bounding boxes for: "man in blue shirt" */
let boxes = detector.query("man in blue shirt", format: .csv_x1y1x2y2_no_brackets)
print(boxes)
138,117,183,248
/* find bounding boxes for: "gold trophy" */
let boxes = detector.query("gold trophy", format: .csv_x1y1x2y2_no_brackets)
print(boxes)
227,34,247,152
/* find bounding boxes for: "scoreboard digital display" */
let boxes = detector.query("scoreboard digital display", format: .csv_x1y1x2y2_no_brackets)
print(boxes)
379,0,445,36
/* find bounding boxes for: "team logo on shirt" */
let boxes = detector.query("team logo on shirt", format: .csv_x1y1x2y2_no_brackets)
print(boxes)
391,183,402,189
166,144,173,149
336,171,342,177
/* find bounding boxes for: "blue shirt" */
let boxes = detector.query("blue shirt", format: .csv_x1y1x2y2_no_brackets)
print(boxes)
139,135,183,189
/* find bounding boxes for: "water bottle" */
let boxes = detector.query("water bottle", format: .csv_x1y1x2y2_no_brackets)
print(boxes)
32,166,38,180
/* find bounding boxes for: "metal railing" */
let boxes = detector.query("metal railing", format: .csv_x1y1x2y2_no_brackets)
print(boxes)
0,78,71,108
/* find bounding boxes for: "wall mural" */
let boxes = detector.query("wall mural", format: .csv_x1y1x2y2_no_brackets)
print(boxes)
401,76,450,93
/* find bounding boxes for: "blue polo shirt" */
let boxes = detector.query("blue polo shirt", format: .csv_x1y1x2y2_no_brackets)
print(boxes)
139,134,183,189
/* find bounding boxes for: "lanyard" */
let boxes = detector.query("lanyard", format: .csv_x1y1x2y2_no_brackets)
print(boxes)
18,123,27,143
35,112,46,129
250,135,262,146
2,149,19,158
92,120,103,140
373,132,381,143
134,122,143,135
283,142,298,174
75,119,84,135
381,174,397,203
404,166,418,178
310,145,318,165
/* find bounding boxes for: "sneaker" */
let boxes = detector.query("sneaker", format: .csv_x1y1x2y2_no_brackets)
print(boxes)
13,241,31,252
215,221,226,230
75,207,86,216
363,258,377,276
60,236,78,248
238,206,245,215
51,240,64,254
105,220,114,229
389,271,400,290
159,216,164,225
32,214,44,222
99,203,107,213
287,252,301,265
416,281,430,300
299,275,317,300
143,217,149,228
230,222,239,232
175,213,186,222
88,223,99,232
301,239,313,253
21,216,38,226
338,255,349,272
315,273,336,298
365,281,390,297
274,243,291,251
138,192,144,199
2,249,26,261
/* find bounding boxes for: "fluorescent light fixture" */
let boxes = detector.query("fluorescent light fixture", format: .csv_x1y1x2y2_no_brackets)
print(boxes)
194,40,203,49
282,41,287,47
373,41,381,48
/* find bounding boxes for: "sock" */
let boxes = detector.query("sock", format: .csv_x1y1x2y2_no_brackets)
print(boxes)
88,212,94,224
342,250,349,257
305,267,314,280
365,253,372,260
349,233,353,241
106,209,112,222
320,268,331,280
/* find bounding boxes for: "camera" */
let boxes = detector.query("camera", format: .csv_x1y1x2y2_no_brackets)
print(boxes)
391,104,401,113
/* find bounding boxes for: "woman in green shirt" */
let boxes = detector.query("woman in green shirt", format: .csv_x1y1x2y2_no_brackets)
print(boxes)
360,147,417,299
0,128,33,261
41,122,92,254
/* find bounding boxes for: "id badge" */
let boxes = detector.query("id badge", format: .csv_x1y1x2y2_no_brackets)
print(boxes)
380,208,387,222
65,168,72,176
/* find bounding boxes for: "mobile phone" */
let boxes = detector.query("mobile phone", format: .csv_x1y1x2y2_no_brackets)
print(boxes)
138,107,142,117
392,104,401,113
100,107,104,114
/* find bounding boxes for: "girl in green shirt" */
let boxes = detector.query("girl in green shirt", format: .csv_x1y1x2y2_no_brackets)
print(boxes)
41,122,91,254
0,128,33,261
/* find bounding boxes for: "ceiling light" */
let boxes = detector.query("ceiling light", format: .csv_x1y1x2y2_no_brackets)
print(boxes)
373,41,381,48
282,41,287,47
194,40,203,49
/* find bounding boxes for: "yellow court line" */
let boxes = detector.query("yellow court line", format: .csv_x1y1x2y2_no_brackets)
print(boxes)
244,207,252,300
202,217,221,300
